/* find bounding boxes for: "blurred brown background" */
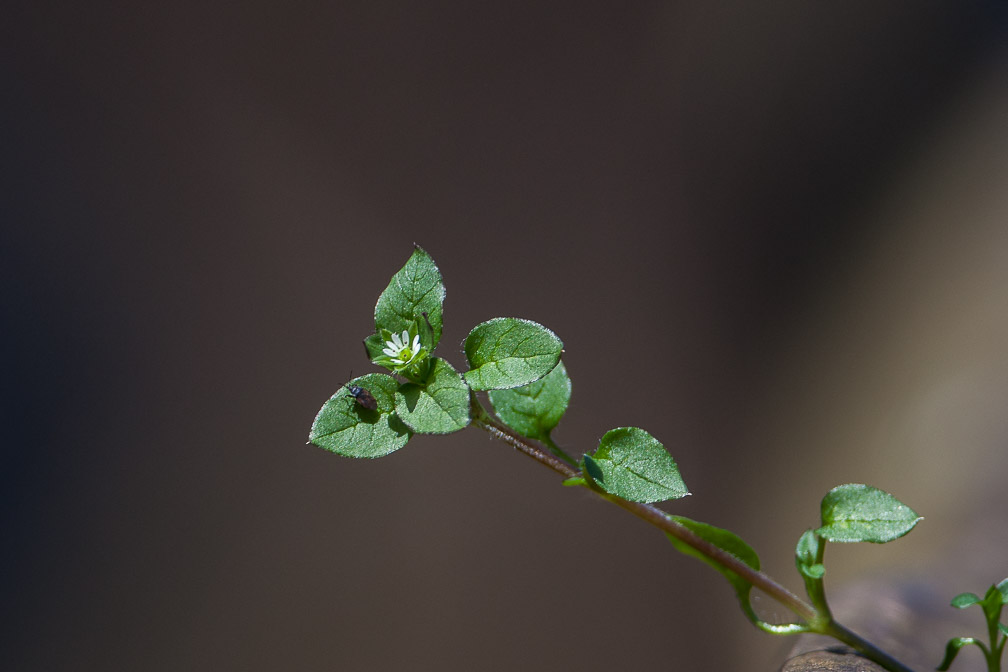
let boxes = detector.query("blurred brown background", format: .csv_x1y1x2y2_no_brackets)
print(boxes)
5,2,1008,671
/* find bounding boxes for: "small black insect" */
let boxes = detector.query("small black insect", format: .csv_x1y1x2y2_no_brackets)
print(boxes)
346,383,378,411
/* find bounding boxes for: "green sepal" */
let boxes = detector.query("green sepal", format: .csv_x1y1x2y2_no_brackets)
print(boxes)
816,484,922,543
488,361,571,440
364,333,386,361
580,427,688,503
374,245,446,349
394,357,471,434
463,318,563,391
562,477,587,487
937,637,982,671
308,373,412,458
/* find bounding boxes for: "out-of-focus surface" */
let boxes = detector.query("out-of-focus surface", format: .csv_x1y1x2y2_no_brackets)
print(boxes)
4,3,1008,670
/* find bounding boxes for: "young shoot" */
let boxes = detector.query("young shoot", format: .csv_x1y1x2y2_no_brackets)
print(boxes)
938,579,1008,672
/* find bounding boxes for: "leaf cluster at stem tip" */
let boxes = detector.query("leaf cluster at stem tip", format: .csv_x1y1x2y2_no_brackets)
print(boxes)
309,246,689,507
311,246,563,452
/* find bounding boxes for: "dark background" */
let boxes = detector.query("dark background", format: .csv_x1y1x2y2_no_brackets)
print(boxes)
5,2,1008,670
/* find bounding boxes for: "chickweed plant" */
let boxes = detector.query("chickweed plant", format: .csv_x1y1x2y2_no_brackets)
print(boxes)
308,246,1005,672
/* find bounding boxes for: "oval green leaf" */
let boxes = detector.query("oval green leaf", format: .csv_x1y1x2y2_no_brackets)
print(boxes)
816,484,922,544
308,373,411,458
463,318,562,391
583,427,688,503
663,516,806,634
394,357,471,434
950,592,982,609
488,361,571,440
666,515,761,594
374,246,446,349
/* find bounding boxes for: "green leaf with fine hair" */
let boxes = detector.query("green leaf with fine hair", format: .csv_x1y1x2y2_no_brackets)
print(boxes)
816,484,922,544
937,637,981,671
951,592,982,609
309,373,411,458
582,427,688,503
488,361,571,440
665,516,805,634
666,515,760,598
463,318,563,391
394,357,471,434
374,245,446,349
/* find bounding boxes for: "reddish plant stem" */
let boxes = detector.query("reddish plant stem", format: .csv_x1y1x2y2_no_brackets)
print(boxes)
469,395,917,672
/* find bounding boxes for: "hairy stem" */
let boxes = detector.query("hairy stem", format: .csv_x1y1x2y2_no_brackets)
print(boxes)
469,393,917,672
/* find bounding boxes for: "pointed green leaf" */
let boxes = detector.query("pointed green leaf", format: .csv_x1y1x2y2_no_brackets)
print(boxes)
488,361,571,440
374,246,446,349
582,452,604,483
309,373,411,458
937,637,980,671
664,516,806,634
394,357,471,434
582,427,688,503
999,622,1008,637
816,484,922,544
666,515,760,597
951,592,982,609
463,318,562,391
980,584,1005,623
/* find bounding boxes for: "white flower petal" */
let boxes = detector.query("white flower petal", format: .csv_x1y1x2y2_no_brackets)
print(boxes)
411,334,421,351
382,347,398,357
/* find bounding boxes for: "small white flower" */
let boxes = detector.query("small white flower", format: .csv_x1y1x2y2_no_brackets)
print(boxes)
382,329,423,366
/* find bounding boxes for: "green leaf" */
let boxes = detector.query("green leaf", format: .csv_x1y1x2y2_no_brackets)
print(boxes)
980,584,1005,624
582,427,688,503
951,592,982,609
795,530,826,580
999,622,1008,637
394,357,471,434
996,578,1008,604
816,484,922,543
937,637,981,671
308,373,411,458
488,361,571,440
463,318,563,391
374,246,446,349
663,516,808,634
666,515,760,597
